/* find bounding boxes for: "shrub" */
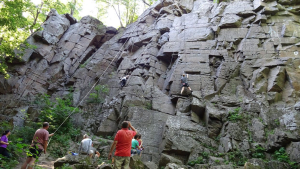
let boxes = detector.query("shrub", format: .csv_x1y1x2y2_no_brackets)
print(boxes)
273,147,289,163
144,102,152,110
228,150,247,166
187,152,209,166
228,107,243,122
0,122,31,168
87,85,109,103
273,147,299,169
33,94,80,157
252,145,265,159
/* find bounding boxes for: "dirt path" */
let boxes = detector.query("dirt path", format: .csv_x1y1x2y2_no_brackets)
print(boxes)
15,154,55,169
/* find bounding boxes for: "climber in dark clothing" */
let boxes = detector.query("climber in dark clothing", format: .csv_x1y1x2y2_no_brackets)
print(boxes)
181,74,192,95
120,75,129,87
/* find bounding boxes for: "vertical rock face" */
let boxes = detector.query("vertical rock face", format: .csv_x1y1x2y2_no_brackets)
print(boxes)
1,0,300,168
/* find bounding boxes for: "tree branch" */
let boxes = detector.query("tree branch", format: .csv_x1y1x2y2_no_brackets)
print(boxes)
30,2,44,34
111,4,124,27
141,0,150,6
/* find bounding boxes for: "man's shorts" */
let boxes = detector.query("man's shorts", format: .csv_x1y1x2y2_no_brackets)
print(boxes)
88,150,94,155
182,83,189,87
28,146,43,159
80,150,94,155
113,156,130,169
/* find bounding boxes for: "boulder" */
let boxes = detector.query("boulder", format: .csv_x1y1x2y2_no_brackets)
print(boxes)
129,155,146,169
286,142,300,163
54,155,96,168
219,14,242,28
244,158,267,169
159,154,183,167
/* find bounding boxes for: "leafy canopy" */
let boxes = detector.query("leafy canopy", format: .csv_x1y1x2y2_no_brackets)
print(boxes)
0,0,82,78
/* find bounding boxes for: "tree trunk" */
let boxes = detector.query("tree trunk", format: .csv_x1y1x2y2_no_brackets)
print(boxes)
112,4,124,27
30,2,44,34
70,0,76,15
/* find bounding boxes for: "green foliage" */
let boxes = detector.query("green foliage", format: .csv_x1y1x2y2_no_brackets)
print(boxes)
97,157,112,165
0,122,33,169
105,135,113,140
273,147,289,163
33,94,80,157
98,138,108,144
227,150,247,166
265,129,275,138
201,143,217,151
87,85,109,103
275,119,280,126
144,102,152,110
187,152,209,166
35,94,79,133
0,0,32,78
95,0,139,27
272,147,299,169
252,145,265,159
247,130,253,143
60,163,73,169
228,107,243,122
215,134,221,141
0,0,83,78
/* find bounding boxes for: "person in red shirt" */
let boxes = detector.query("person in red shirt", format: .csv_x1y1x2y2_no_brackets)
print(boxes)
108,121,137,169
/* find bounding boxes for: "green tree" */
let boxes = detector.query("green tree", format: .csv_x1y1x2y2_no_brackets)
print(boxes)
0,0,32,78
0,0,82,79
95,0,140,27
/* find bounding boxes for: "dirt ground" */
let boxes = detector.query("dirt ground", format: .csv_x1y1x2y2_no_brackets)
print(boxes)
15,153,55,169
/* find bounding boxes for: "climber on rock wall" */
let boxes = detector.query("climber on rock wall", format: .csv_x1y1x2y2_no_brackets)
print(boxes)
120,75,129,88
181,74,193,95
108,121,137,169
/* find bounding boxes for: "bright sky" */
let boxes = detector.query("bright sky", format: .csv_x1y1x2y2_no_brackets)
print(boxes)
31,0,148,28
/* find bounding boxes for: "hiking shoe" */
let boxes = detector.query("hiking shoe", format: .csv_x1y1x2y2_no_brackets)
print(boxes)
191,90,193,93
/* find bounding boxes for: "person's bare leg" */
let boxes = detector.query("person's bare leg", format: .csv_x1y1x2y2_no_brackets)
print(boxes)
181,87,184,94
21,157,32,169
27,157,36,169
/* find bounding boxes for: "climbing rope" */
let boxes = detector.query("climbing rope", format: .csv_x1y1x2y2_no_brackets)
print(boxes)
48,31,133,145
48,9,165,144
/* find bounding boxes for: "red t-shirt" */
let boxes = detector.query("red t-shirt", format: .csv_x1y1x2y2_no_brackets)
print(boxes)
114,128,136,157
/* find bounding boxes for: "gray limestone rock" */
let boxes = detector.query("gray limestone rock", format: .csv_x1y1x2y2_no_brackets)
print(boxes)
159,154,183,167
219,14,242,28
3,0,300,168
286,142,300,163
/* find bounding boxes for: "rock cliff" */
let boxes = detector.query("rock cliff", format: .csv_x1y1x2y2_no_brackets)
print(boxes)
1,0,300,168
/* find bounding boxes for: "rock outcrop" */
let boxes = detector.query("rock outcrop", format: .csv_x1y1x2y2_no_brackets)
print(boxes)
1,0,300,168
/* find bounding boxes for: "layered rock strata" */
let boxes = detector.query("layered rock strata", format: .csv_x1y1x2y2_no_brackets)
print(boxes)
1,0,300,168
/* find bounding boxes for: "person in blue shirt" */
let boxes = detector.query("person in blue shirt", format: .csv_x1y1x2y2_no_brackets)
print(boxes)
181,74,193,95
